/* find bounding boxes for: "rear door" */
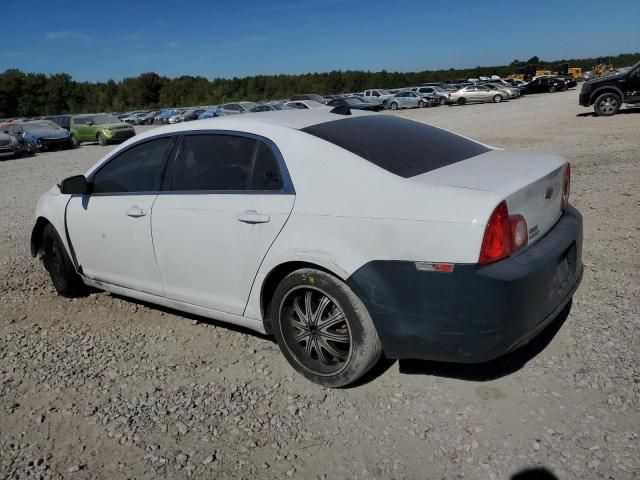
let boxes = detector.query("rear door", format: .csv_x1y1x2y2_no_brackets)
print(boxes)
151,132,295,315
625,66,640,102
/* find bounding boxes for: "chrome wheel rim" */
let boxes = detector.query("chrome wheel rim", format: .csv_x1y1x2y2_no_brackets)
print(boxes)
279,286,352,376
599,96,617,114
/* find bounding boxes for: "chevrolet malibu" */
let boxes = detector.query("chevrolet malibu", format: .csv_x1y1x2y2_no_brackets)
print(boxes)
31,109,583,387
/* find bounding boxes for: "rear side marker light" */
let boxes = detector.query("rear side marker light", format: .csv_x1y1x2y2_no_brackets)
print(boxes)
415,262,454,273
561,163,571,211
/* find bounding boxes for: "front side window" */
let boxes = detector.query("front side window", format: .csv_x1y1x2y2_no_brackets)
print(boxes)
92,137,173,194
170,134,284,192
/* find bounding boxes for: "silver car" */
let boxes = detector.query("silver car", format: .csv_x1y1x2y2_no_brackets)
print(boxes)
413,86,449,105
386,91,431,110
482,82,519,98
0,131,24,159
218,102,260,116
447,85,507,105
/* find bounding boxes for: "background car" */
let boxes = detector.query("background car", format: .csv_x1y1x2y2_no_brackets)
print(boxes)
156,109,178,124
386,91,431,110
70,114,136,146
0,130,25,159
249,103,293,112
290,94,328,104
447,85,506,105
217,102,260,115
412,86,449,105
525,77,567,94
284,100,328,109
9,121,74,153
327,96,384,111
198,106,221,119
138,110,160,125
51,115,72,131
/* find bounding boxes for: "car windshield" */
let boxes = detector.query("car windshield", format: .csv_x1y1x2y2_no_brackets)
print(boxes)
429,86,445,92
93,115,119,125
240,102,259,110
377,90,390,95
341,97,361,105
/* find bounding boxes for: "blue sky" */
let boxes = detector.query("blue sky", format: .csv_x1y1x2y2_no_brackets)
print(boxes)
1,0,638,81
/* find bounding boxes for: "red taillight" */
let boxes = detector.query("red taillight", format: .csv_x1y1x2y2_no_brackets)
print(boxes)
561,163,570,211
479,202,528,265
479,201,511,265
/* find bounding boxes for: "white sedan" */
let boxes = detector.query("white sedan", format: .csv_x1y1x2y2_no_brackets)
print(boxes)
31,109,583,387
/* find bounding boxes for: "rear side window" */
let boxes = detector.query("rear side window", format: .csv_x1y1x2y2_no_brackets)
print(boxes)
249,142,283,190
169,134,284,192
92,137,173,193
301,116,490,178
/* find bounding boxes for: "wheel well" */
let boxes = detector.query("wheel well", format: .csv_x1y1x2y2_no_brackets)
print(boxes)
591,88,623,105
31,217,51,257
260,261,336,330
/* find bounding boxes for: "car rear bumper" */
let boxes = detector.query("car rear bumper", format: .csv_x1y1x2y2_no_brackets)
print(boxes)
347,205,583,363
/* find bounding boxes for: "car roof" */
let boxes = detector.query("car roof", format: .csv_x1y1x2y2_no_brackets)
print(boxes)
132,109,375,140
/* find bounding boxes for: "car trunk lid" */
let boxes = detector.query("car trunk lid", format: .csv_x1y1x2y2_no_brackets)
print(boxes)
414,149,567,245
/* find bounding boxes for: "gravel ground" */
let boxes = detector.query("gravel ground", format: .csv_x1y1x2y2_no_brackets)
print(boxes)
1,89,638,479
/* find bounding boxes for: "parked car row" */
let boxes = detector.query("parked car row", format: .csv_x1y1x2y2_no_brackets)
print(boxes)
0,113,137,158
0,72,585,161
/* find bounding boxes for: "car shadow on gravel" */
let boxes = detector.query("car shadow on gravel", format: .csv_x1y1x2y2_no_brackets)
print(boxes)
397,301,572,382
511,467,559,479
576,108,640,117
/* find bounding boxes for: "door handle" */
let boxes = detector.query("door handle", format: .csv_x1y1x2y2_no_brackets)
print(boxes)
125,206,146,218
237,210,270,224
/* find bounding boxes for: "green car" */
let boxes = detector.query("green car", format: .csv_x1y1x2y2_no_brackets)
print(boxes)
70,114,136,146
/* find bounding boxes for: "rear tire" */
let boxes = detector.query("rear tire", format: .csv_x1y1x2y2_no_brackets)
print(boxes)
271,269,383,387
493,94,503,103
439,97,447,105
457,97,467,106
593,92,621,116
549,86,557,93
418,100,426,108
71,135,80,147
42,224,86,297
97,133,106,146
390,102,399,111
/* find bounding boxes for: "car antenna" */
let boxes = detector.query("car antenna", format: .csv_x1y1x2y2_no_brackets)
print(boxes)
330,105,351,115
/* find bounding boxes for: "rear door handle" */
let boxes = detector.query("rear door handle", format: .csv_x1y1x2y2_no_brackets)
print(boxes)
125,206,146,218
237,210,270,224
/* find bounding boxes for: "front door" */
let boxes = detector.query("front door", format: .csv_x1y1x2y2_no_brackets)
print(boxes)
66,136,175,295
151,133,295,315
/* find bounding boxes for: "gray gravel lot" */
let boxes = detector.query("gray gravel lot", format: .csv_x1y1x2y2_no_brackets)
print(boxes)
1,89,638,479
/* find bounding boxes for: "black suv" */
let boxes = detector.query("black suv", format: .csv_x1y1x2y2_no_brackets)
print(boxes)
579,61,640,116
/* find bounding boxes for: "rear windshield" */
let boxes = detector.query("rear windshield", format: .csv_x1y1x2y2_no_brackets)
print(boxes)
301,115,489,178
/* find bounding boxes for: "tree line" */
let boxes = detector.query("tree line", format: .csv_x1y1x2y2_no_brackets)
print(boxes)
1,52,638,117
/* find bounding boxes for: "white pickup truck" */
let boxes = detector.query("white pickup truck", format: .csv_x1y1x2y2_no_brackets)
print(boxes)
362,89,394,107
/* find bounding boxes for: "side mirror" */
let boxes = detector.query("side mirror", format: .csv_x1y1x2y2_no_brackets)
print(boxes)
60,175,90,195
